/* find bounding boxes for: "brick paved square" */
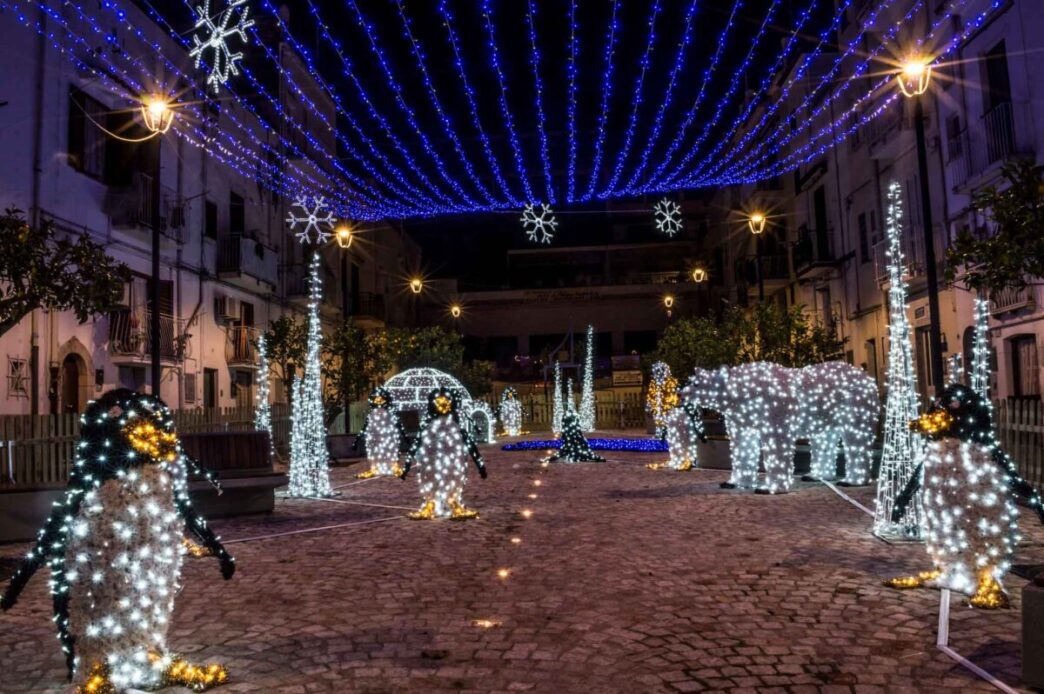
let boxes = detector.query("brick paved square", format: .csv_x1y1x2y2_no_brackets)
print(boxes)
1,436,1040,692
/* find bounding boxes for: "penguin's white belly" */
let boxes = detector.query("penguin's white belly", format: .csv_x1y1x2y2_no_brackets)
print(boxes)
65,465,184,689
665,408,696,469
366,409,401,475
922,439,1017,594
415,418,469,518
501,401,522,436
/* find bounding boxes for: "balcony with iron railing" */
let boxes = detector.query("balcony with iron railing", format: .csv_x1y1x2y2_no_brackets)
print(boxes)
793,228,837,278
349,292,386,323
736,254,790,288
990,286,1036,316
218,234,278,289
103,172,184,243
872,232,927,285
108,309,187,363
944,102,1030,190
225,325,260,367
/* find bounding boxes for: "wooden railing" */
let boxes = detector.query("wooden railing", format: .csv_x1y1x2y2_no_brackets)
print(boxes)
0,404,290,490
995,399,1044,491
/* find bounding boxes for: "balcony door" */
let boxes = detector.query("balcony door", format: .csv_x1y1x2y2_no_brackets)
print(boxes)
1010,335,1040,399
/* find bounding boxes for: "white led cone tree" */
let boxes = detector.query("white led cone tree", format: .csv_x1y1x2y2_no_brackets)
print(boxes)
287,252,333,497
970,294,991,404
873,181,924,539
579,325,596,432
551,361,563,434
254,333,272,454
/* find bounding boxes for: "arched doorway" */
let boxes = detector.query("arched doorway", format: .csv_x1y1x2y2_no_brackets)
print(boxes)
61,354,86,413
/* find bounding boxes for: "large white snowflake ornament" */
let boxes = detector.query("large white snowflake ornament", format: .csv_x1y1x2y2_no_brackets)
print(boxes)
653,198,683,237
520,203,558,244
189,0,255,94
286,195,335,244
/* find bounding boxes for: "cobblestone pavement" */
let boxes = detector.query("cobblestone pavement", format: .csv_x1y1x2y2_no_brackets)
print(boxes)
1,432,1042,693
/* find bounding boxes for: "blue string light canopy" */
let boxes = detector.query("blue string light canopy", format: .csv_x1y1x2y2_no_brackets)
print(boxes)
12,0,1005,222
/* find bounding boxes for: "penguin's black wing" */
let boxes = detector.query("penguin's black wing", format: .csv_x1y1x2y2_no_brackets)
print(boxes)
891,463,923,523
173,482,235,580
460,424,488,479
994,449,1044,524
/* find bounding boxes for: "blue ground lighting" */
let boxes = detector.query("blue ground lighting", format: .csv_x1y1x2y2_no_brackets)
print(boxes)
502,438,667,452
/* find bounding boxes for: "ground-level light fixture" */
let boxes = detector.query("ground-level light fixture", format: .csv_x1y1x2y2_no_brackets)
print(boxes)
897,56,932,97
334,223,354,249
409,277,424,294
140,96,175,134
748,212,767,235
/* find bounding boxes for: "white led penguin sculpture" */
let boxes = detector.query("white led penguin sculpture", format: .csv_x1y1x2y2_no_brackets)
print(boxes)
499,387,523,437
1,389,234,692
648,398,704,471
354,386,405,478
794,361,880,486
886,384,1044,608
402,387,488,520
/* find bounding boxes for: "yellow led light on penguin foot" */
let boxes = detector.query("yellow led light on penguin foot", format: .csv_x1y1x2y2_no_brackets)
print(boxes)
645,462,668,470
968,569,1009,609
884,570,940,589
355,468,378,479
449,499,479,520
182,538,213,558
408,500,436,520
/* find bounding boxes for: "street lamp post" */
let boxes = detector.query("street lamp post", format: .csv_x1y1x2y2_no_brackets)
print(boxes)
748,212,767,302
335,224,353,320
141,96,173,398
899,58,945,392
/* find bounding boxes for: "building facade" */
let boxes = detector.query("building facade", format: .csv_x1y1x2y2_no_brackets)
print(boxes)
0,1,418,415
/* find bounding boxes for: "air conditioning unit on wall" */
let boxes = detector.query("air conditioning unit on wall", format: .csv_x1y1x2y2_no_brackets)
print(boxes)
215,296,240,322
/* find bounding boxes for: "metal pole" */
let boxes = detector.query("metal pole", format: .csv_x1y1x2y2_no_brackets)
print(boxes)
150,136,162,397
914,96,945,392
756,234,765,302
340,251,349,319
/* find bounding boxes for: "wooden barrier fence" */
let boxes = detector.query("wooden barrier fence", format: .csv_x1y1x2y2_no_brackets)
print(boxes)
994,399,1044,491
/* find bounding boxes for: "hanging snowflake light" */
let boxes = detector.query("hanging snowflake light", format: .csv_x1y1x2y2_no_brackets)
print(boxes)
520,203,558,244
653,198,683,237
189,0,254,94
286,195,335,244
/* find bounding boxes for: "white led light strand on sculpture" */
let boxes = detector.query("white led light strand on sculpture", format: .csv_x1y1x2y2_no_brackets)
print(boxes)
286,196,335,245
189,0,254,93
520,203,558,244
0,390,234,693
402,388,487,520
579,325,596,432
873,181,924,539
648,399,702,471
970,294,991,404
287,253,333,498
653,198,683,237
254,333,272,458
552,361,563,434
548,398,605,464
499,387,523,437
946,353,964,386
354,387,404,479
885,384,1044,609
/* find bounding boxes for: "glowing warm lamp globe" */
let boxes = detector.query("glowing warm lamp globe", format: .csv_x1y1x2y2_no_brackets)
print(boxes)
748,212,767,235
691,266,708,283
663,295,675,310
898,57,932,97
450,304,462,318
140,96,174,134
409,277,423,294
334,224,353,249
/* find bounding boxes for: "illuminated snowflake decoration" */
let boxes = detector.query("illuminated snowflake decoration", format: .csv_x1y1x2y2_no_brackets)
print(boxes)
189,0,255,94
653,198,683,237
520,203,558,244
286,195,335,244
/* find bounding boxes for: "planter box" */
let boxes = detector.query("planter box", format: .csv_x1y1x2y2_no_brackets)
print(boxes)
0,486,64,543
181,431,284,517
327,433,364,462
1024,582,1044,688
696,437,811,475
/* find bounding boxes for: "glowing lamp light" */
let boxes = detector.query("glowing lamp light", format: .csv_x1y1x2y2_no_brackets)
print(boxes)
496,568,511,579
663,295,675,310
897,57,932,97
409,277,423,294
450,304,462,318
748,212,767,235
691,266,708,283
140,96,174,134
334,224,353,249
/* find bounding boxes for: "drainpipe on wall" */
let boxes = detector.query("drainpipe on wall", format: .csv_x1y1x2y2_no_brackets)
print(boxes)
28,1,46,415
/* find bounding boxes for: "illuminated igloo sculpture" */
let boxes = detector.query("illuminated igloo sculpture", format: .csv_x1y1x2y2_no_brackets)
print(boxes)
383,368,495,443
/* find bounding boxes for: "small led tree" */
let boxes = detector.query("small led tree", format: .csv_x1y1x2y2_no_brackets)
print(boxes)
287,253,333,498
549,399,605,463
579,325,596,432
873,182,923,539
552,360,564,434
646,361,679,436
970,294,991,405
254,333,272,457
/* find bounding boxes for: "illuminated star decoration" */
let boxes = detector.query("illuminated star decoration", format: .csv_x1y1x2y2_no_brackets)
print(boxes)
520,203,558,244
189,0,254,94
286,196,335,244
653,198,683,237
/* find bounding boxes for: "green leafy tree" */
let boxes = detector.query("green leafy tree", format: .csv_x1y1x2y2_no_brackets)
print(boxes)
0,208,131,337
259,315,307,401
382,325,465,372
946,160,1044,292
651,303,845,378
457,360,496,398
321,319,396,424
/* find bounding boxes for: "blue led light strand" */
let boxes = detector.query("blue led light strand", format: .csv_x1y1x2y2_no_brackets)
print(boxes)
583,0,621,201
525,0,556,204
565,0,580,203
